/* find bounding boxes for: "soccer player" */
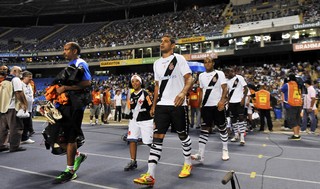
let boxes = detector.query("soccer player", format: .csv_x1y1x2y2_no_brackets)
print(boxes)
191,57,229,162
224,67,248,145
133,35,193,186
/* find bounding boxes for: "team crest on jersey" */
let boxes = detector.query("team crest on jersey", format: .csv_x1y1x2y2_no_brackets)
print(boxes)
212,76,217,82
138,99,143,104
169,62,175,70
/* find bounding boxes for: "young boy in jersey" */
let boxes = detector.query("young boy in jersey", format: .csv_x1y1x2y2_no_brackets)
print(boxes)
124,75,154,171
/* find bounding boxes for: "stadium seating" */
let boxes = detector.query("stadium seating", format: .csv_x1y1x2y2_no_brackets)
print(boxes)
0,25,63,52
0,0,319,55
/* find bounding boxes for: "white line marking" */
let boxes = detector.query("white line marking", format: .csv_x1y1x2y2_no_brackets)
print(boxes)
10,146,320,186
85,152,320,185
157,145,320,163
164,135,320,150
80,139,320,163
0,165,118,189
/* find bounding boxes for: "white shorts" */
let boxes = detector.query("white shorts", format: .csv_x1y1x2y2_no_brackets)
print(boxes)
127,119,153,144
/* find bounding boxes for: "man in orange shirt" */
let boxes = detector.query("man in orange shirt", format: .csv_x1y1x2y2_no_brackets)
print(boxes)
103,86,112,124
89,87,101,125
253,84,274,132
281,74,303,140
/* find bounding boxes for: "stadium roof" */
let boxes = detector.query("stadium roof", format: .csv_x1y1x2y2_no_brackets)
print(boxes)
0,0,172,17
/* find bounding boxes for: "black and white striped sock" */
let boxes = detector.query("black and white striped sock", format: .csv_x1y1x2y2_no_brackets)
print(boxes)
147,138,163,177
181,135,192,165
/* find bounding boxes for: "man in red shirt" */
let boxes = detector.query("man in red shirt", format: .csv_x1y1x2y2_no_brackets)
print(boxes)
188,83,201,129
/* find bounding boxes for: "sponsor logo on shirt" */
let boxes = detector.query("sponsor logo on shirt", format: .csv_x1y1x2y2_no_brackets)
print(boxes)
160,75,177,80
212,76,217,82
169,62,175,70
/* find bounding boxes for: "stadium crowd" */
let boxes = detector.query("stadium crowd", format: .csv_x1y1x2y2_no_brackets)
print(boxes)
1,0,319,53
0,0,319,187
29,59,320,132
77,4,226,49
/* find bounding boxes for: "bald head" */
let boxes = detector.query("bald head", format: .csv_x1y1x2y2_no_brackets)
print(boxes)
10,66,22,77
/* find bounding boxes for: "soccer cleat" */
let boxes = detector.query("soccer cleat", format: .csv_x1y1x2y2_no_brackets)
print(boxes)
230,137,239,142
44,111,56,124
191,153,204,163
47,101,62,120
53,170,77,184
222,149,229,161
288,135,301,141
133,173,155,186
240,139,245,146
40,106,56,124
74,153,87,171
124,160,137,171
51,108,62,120
21,139,35,144
178,163,192,178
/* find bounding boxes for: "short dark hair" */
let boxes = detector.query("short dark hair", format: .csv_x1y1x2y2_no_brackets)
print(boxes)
67,42,81,55
304,79,311,85
223,67,232,74
22,70,32,78
162,34,176,44
288,74,296,82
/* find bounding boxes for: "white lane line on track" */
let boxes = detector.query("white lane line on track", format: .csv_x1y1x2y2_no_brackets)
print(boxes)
157,145,320,163
81,139,320,163
82,152,320,185
0,165,118,189
7,146,320,186
164,135,320,150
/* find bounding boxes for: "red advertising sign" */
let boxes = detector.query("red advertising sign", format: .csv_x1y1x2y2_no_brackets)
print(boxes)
189,53,218,60
293,42,320,52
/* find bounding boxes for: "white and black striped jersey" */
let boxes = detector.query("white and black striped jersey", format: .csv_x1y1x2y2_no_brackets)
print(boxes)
153,53,191,106
199,70,226,106
129,89,153,121
226,74,247,103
